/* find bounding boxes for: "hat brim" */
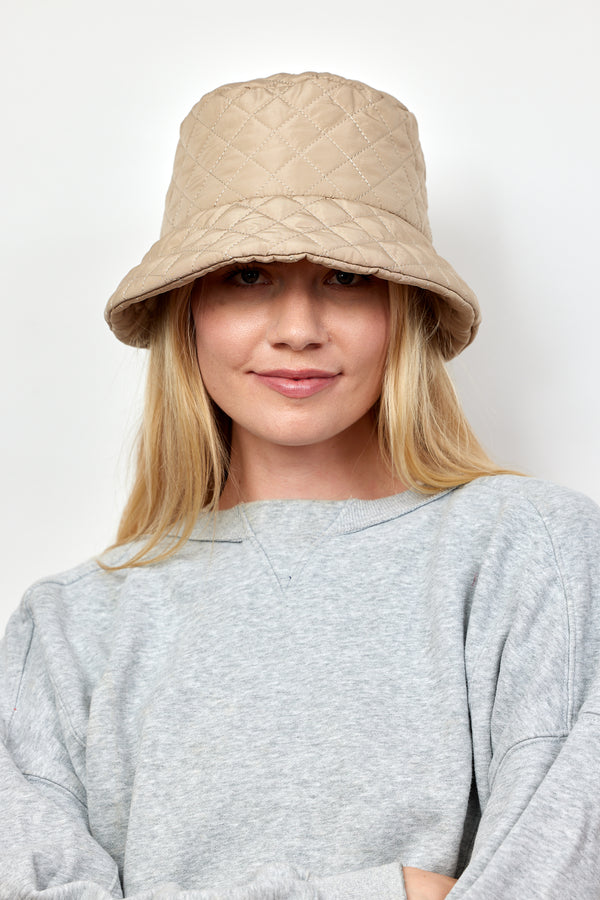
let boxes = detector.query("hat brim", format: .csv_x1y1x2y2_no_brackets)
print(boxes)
105,195,480,358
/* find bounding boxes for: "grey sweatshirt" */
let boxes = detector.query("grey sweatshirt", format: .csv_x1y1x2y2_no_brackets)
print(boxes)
1,475,600,899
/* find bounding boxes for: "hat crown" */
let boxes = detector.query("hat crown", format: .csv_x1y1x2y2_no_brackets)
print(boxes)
161,72,431,241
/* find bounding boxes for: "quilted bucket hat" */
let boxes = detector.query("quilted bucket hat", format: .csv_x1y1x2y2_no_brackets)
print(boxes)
105,72,480,357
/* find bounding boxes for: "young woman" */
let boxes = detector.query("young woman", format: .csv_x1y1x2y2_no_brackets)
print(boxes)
2,72,599,900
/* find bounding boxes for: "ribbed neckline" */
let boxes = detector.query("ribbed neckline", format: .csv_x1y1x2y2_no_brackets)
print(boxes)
185,487,455,543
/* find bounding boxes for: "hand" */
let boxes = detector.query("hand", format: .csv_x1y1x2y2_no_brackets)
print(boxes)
403,866,457,900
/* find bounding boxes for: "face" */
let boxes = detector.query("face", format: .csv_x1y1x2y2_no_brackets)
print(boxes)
191,260,390,455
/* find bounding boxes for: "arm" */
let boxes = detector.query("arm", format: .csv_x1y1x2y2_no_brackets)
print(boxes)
445,695,600,897
402,869,457,900
446,484,600,897
1,595,409,899
0,602,459,900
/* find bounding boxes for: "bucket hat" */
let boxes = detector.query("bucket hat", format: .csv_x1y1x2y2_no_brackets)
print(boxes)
105,72,480,358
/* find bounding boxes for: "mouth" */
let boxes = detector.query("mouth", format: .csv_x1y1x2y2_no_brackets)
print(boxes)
252,369,340,398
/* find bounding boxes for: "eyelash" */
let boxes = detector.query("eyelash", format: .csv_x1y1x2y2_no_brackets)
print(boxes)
225,266,265,285
224,266,372,287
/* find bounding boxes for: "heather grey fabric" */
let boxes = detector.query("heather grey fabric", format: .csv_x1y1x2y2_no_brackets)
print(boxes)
2,475,600,898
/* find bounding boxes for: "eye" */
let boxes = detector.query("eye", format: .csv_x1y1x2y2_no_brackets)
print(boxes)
326,270,366,287
226,266,267,286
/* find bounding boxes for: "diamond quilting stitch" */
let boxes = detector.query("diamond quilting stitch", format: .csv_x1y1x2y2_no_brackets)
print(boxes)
162,87,429,243
106,75,479,356
141,197,443,293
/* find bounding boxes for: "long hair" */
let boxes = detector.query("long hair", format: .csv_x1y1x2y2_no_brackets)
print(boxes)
107,280,513,568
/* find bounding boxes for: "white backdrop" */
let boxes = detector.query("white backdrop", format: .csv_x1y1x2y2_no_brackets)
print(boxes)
2,0,599,632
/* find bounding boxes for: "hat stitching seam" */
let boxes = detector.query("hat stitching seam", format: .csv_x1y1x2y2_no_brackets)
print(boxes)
113,269,466,322
186,88,375,208
167,87,272,228
172,82,415,220
209,92,301,207
149,199,383,285
108,75,476,354
117,197,454,299
168,96,422,233
166,91,253,228
138,203,442,291
317,86,413,214
368,97,428,237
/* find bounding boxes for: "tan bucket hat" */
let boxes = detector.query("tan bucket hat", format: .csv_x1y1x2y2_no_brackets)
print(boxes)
105,72,480,358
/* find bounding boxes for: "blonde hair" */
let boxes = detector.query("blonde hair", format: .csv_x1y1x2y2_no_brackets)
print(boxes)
108,280,514,567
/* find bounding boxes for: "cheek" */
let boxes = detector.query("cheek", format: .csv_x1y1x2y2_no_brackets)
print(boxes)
193,307,237,375
351,308,390,382
192,310,264,414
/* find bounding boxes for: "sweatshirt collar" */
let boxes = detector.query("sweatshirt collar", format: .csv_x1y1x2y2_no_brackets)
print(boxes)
184,488,454,543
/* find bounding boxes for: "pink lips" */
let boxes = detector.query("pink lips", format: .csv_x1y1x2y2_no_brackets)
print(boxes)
253,368,339,398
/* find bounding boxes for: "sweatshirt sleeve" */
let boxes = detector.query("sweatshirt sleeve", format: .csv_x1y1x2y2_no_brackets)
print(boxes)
0,599,407,899
449,485,600,898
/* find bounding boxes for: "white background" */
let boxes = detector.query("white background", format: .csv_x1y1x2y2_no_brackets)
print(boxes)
1,0,598,632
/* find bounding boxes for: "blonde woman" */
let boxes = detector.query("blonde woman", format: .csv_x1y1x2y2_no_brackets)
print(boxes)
1,73,599,900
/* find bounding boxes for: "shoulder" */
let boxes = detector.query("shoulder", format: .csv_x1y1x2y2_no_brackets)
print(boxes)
444,475,600,605
21,545,135,621
447,474,600,544
462,472,599,512
457,477,600,714
1,545,158,731
3,545,147,676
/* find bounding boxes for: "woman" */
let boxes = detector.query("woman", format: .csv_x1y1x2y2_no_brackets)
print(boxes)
1,72,599,899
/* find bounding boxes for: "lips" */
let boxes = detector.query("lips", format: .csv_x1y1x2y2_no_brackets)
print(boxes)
253,368,339,399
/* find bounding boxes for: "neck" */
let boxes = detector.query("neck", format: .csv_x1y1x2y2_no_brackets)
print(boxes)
219,421,405,509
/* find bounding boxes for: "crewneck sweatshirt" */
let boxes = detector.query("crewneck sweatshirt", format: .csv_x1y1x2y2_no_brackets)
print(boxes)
1,475,600,898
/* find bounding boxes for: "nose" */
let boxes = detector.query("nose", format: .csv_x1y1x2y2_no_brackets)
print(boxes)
267,285,329,351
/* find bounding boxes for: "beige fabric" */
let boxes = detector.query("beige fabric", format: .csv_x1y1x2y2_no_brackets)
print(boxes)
105,72,480,357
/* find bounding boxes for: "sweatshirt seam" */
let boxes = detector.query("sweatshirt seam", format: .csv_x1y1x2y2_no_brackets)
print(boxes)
468,492,573,733
336,486,457,534
27,560,106,591
490,733,567,792
6,606,35,736
23,597,87,749
23,772,88,810
516,496,575,730
239,500,352,589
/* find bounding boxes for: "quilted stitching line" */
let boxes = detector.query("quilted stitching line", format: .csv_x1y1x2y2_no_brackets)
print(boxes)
208,92,304,206
118,226,455,304
368,96,425,231
152,199,381,284
166,88,262,227
144,201,383,288
166,81,423,237
166,86,275,226
315,86,410,209
201,88,359,204
130,198,450,297
397,107,428,232
239,85,414,208
176,85,389,206
324,86,421,212
269,91,418,211
198,105,316,206
170,88,313,221
253,87,419,214
118,187,457,301
115,77,453,305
